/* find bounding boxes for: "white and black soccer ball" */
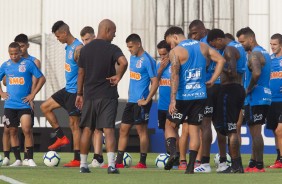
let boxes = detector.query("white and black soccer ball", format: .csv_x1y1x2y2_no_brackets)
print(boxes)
0,154,3,166
122,152,132,167
43,151,60,167
155,153,170,168
214,153,232,167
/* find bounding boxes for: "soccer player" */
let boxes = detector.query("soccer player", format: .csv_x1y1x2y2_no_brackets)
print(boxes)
80,26,104,168
207,28,246,173
40,21,83,167
266,33,282,168
237,27,271,172
163,26,225,174
0,42,46,166
76,19,128,174
115,33,158,169
189,20,227,172
2,33,42,166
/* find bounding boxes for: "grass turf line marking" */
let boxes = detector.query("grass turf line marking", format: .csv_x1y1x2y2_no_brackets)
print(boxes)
0,175,25,184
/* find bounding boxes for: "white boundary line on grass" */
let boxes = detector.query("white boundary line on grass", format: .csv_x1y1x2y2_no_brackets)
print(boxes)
0,175,25,184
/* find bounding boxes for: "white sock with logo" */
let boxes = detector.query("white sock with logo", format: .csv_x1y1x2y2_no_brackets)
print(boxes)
107,152,115,168
80,154,88,168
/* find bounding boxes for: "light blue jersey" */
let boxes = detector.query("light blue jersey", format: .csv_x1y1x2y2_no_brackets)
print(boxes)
157,62,171,110
227,41,246,74
65,38,82,93
128,52,157,103
25,55,36,63
244,46,272,106
270,54,282,102
0,57,43,109
177,39,207,100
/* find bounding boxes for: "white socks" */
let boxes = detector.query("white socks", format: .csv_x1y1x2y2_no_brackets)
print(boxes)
80,154,88,168
107,152,115,168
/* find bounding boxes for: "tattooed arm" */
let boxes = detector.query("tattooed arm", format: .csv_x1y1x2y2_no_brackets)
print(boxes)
223,46,238,78
169,50,180,115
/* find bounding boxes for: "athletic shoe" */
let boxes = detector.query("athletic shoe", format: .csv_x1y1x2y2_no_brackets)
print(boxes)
80,167,91,173
88,159,105,168
2,157,10,166
10,160,22,167
64,159,80,167
22,159,29,166
218,166,232,173
48,136,70,150
107,166,120,174
115,163,125,168
164,154,179,170
194,160,201,168
185,163,194,174
216,162,229,172
244,166,254,172
27,159,37,167
268,160,282,168
252,167,266,172
133,162,147,168
194,163,212,173
178,161,187,170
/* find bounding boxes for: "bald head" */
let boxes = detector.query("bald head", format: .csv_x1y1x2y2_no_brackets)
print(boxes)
97,19,116,42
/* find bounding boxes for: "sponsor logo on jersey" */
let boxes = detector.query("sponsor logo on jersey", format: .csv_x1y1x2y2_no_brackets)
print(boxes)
185,68,202,80
181,40,198,46
130,71,141,80
271,71,282,79
9,77,25,85
65,63,71,72
264,87,272,94
19,65,26,72
159,78,170,86
136,57,144,68
186,82,201,89
68,50,73,59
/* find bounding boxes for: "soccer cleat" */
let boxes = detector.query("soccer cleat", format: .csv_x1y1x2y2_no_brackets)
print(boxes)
194,163,212,173
64,159,80,167
88,159,105,168
133,162,147,168
252,167,266,172
244,166,254,172
10,160,22,167
107,166,120,174
218,166,232,173
164,154,179,170
2,157,10,166
27,159,37,167
268,160,282,168
194,160,201,168
178,161,187,170
216,162,229,172
48,136,70,150
115,163,125,168
80,167,91,173
22,159,29,166
185,163,194,174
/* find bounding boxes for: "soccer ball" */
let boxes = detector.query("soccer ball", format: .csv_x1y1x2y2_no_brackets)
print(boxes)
214,153,231,167
43,151,60,167
122,152,132,167
0,154,2,166
155,153,170,168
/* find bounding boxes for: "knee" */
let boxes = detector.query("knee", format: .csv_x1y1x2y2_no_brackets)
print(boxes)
22,128,32,136
9,128,18,136
119,126,130,137
275,127,282,137
40,102,49,113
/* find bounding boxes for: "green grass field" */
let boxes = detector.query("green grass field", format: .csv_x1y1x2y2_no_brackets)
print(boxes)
0,153,282,184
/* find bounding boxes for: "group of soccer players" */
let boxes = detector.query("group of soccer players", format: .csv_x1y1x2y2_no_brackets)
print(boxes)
0,18,281,175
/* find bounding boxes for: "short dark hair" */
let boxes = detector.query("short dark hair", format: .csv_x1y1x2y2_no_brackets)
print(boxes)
80,26,95,37
207,29,225,43
14,34,28,43
225,33,235,41
9,42,20,49
236,27,255,38
164,26,184,39
52,20,67,33
271,33,282,44
188,19,205,30
126,33,141,43
157,40,171,52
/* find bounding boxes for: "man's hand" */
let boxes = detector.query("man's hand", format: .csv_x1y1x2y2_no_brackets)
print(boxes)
106,75,121,86
23,94,35,104
205,80,215,88
75,96,84,110
137,98,148,106
0,92,9,100
169,100,177,115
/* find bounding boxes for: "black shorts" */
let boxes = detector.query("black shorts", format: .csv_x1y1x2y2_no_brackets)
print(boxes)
3,108,33,128
167,99,205,127
244,105,269,126
214,84,245,135
52,88,81,116
204,84,221,119
121,101,152,125
80,98,118,130
158,110,168,129
266,102,282,130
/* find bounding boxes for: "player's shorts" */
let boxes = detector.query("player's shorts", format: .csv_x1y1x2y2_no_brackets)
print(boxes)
3,108,33,128
158,110,169,129
244,105,269,126
266,102,282,130
204,84,221,119
167,99,205,127
80,98,118,130
51,88,81,116
213,84,245,136
121,100,152,125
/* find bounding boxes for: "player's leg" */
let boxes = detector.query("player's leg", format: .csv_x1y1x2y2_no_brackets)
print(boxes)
89,129,104,167
179,123,188,170
275,122,282,168
2,125,11,166
135,123,149,168
195,131,202,167
237,110,244,146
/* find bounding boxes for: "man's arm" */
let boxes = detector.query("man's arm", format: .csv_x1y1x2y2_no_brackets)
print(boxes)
106,56,128,86
157,57,169,81
23,75,46,103
138,77,159,106
246,52,263,93
75,67,85,110
74,45,83,62
169,49,180,115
